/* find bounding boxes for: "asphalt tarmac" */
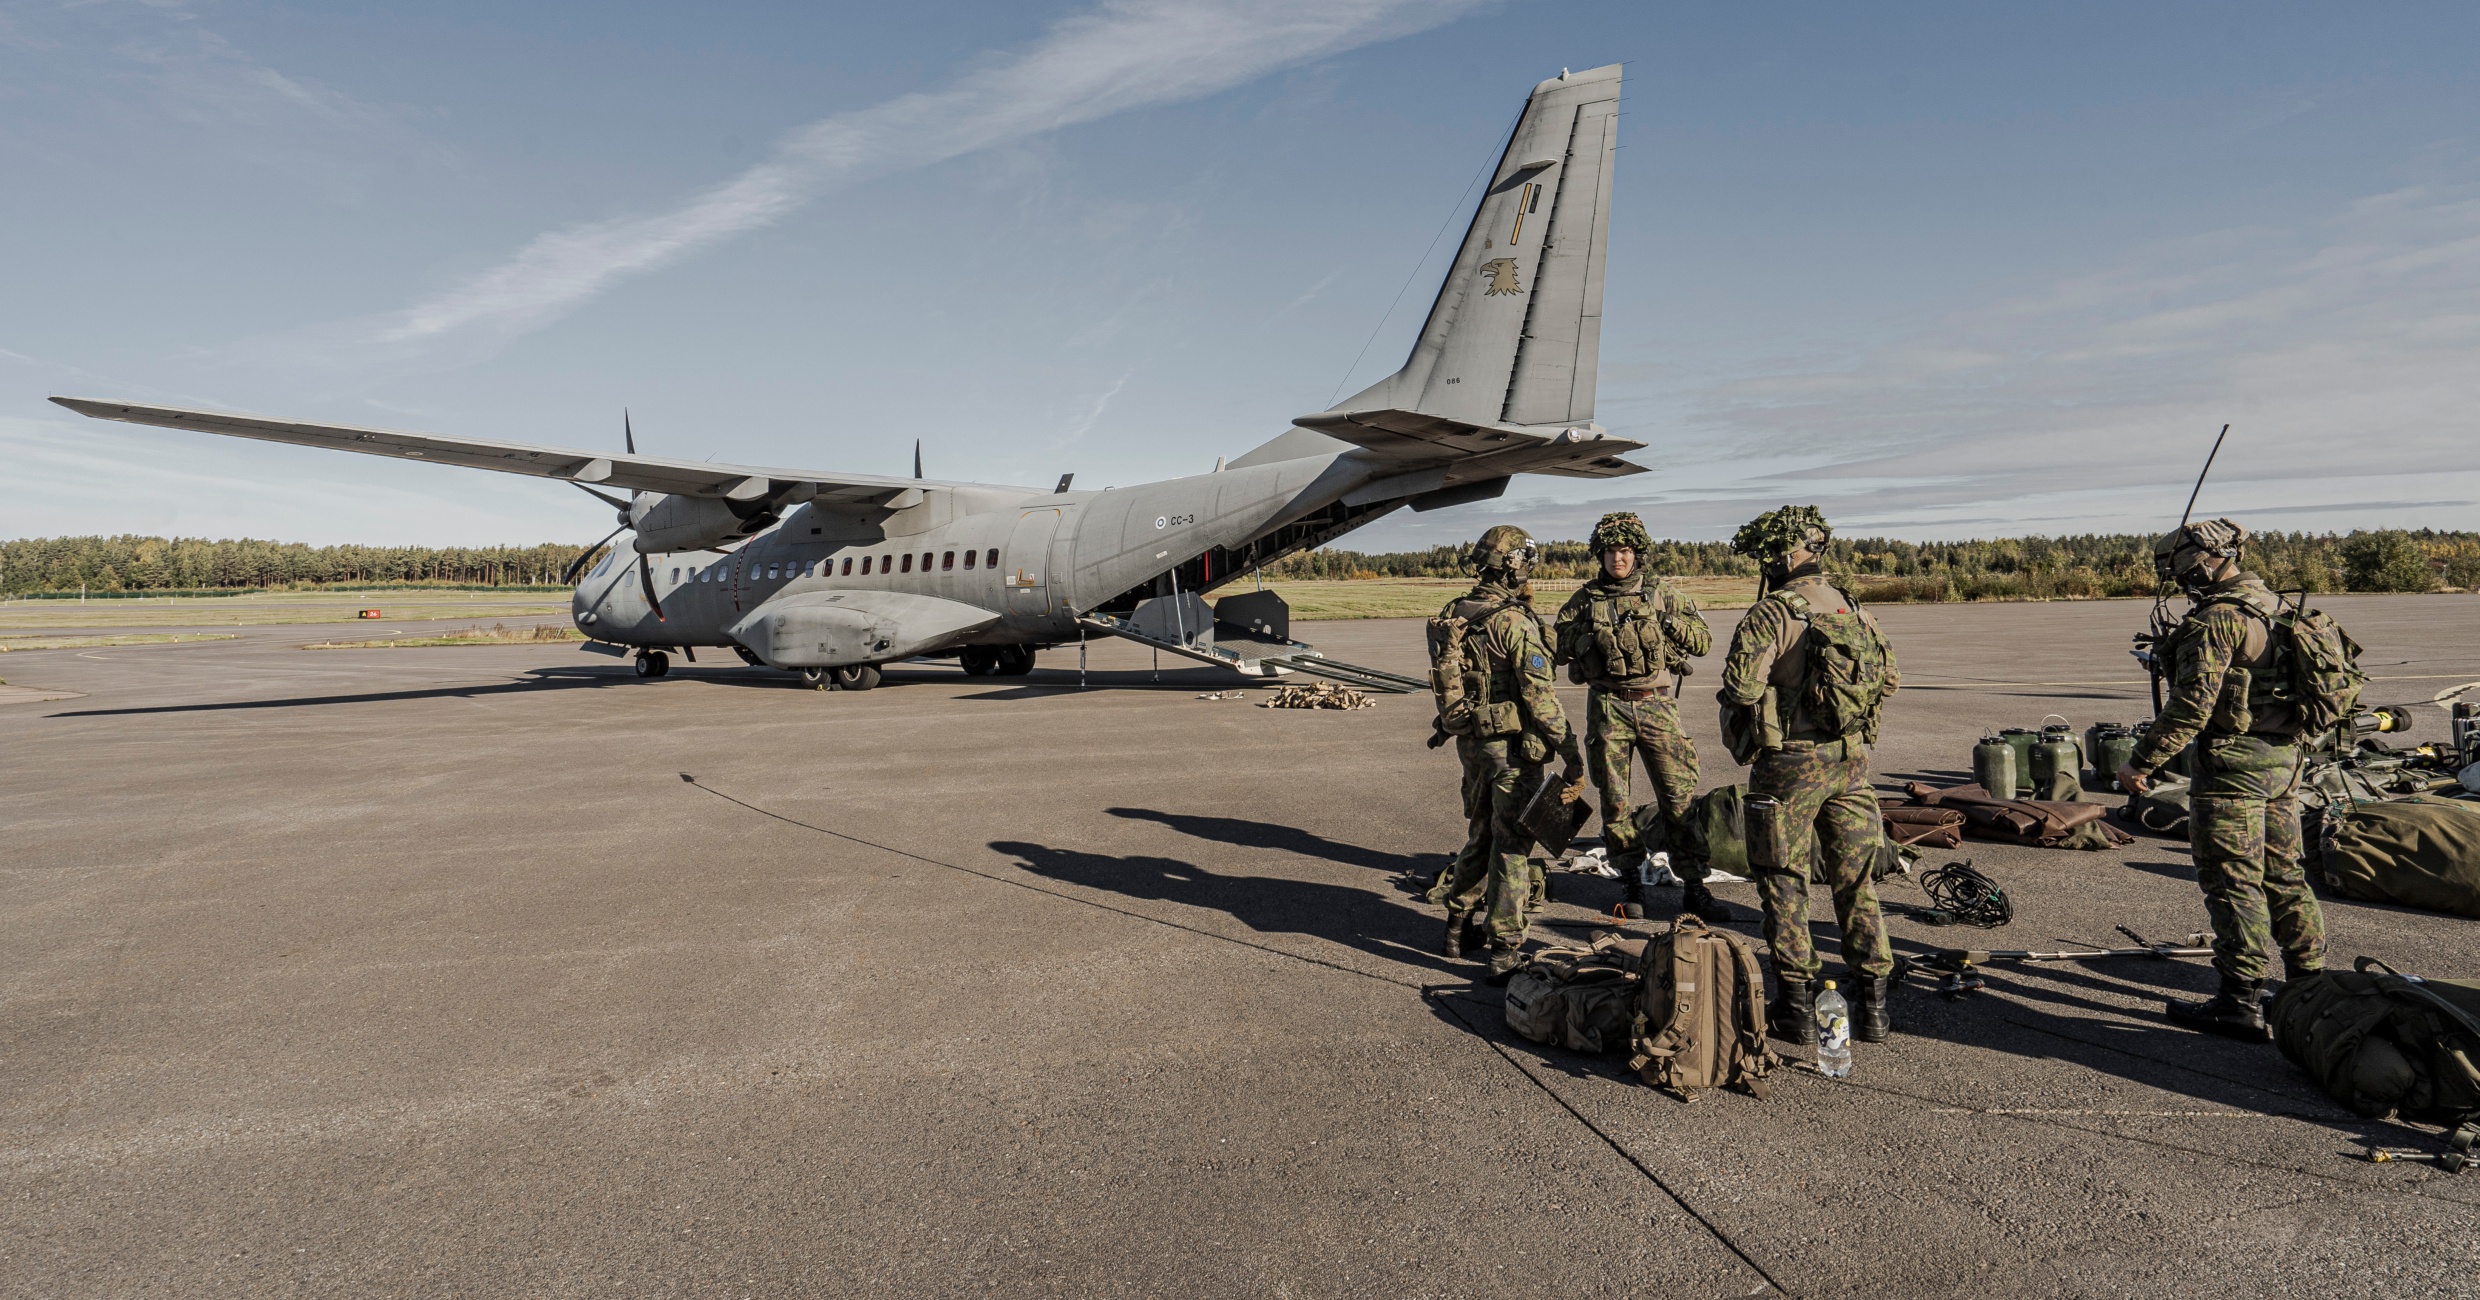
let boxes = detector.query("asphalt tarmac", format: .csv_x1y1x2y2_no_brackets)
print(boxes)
6,593,2479,1297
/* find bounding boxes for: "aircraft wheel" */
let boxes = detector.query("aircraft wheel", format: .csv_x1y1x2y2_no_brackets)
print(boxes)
833,664,881,692
800,667,833,691
959,646,1000,676
995,645,1036,676
636,651,670,679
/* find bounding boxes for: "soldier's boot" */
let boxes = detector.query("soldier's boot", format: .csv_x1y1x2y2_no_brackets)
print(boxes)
1678,880,1730,923
1441,912,1467,960
1617,878,1647,920
1768,976,1817,1046
2166,975,2271,1042
1483,943,1525,986
1851,975,1892,1043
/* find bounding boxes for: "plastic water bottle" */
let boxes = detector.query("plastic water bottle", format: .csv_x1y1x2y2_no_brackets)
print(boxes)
1815,980,1853,1078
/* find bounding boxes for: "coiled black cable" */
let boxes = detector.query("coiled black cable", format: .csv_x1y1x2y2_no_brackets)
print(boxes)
1909,859,2013,928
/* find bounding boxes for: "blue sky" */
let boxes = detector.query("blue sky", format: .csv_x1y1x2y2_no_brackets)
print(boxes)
5,0,2478,548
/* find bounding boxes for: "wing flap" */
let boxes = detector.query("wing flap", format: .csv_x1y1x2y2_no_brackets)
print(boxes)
49,397,1025,502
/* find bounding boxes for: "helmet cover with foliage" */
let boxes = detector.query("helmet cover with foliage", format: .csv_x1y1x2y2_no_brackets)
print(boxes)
1730,505,1832,560
2154,518,2248,585
1466,524,1536,573
1589,511,1654,556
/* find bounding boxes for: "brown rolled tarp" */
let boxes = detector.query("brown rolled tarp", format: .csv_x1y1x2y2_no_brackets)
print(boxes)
1879,801,1966,849
1899,782,2134,850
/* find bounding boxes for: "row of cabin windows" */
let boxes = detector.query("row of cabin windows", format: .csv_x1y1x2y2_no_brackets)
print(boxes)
669,548,1001,584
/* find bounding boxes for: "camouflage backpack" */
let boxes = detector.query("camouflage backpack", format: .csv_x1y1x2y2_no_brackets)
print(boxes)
1502,933,1647,1054
1778,587,1895,743
2270,602,2368,737
1426,599,1519,738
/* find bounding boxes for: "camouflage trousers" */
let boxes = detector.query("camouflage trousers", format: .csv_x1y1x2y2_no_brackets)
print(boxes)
1424,734,1546,947
2190,735,2326,981
1748,738,1892,982
1585,688,1702,880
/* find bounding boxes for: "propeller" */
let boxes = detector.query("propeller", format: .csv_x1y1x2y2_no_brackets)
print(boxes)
558,411,665,621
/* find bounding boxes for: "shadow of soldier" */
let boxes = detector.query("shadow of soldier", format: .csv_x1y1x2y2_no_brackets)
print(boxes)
987,839,1460,975
1875,934,2402,1141
1105,806,1447,878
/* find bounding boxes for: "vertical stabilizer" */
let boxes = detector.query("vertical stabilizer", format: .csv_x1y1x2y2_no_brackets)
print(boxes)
1332,64,1621,429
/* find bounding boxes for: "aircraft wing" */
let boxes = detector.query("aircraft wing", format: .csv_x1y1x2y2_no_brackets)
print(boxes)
1291,407,1646,479
48,397,1026,504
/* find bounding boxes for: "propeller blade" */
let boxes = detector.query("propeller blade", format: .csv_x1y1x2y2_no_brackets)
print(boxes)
562,525,627,585
568,480,631,513
638,552,665,622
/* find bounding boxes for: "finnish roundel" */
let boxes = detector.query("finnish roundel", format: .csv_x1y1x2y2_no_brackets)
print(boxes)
1155,516,1168,529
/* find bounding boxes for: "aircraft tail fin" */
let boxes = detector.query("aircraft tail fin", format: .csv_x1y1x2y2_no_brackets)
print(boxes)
1330,64,1621,430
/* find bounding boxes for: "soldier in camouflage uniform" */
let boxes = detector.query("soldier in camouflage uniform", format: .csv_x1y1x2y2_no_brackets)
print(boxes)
2118,519,2328,1041
1552,512,1719,921
1422,525,1585,982
1717,506,1901,1045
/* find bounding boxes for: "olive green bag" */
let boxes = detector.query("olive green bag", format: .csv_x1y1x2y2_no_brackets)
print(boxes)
2319,796,2480,919
2272,958,2480,1133
1502,933,1647,1054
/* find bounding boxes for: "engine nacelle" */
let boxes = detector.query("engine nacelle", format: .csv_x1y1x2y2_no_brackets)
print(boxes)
632,493,755,554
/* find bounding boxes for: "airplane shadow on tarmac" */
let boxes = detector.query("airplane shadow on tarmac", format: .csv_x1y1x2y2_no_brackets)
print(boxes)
988,839,1465,977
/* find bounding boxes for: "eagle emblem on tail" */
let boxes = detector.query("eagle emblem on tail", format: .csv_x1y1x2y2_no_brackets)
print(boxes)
1478,258,1523,296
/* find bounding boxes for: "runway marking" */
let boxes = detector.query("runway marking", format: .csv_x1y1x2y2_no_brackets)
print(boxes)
1931,1107,2295,1118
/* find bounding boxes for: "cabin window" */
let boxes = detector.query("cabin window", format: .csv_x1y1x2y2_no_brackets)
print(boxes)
986,548,999,568
696,569,707,583
861,557,872,575
940,551,954,571
764,564,776,580
841,557,852,576
962,550,976,570
670,568,679,582
898,554,911,573
921,552,933,571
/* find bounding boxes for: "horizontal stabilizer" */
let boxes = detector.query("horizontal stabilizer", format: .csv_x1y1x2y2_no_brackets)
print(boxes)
1293,408,1645,479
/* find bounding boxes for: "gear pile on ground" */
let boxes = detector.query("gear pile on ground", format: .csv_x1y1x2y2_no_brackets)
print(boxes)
1260,681,1377,710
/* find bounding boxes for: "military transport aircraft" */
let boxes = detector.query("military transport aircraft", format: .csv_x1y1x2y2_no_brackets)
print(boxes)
55,65,1640,693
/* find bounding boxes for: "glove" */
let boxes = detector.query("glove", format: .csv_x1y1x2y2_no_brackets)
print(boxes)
1425,725,1450,750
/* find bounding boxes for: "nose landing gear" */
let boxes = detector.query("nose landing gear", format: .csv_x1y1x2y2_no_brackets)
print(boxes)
634,651,670,678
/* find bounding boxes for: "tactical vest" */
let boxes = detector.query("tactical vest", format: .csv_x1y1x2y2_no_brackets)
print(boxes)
1568,582,1673,688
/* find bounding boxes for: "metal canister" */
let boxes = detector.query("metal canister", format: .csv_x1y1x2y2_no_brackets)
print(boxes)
2031,724,2082,795
2091,725,2140,792
1999,727,2039,795
1973,735,2017,799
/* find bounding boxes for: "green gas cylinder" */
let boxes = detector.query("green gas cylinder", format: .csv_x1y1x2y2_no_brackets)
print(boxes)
2031,724,2083,799
2091,724,2140,792
1973,735,2017,799
1999,728,2039,795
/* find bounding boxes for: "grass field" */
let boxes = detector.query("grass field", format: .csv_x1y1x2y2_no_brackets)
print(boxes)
0,589,570,631
303,624,587,650
1211,575,1762,621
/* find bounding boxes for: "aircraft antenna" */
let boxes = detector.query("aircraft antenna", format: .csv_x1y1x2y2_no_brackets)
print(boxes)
914,439,923,479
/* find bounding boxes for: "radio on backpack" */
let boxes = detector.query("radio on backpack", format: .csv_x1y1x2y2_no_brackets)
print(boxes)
1780,590,1895,743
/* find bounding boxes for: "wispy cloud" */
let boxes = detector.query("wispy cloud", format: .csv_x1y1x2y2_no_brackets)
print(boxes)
1487,170,2480,543
324,0,1477,363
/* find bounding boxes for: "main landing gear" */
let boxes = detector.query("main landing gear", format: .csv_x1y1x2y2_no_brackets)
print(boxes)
633,651,670,678
801,665,883,691
958,645,1037,677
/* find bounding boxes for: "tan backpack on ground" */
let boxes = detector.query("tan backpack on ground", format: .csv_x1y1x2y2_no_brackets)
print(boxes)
1627,916,1781,1099
1501,933,1647,1054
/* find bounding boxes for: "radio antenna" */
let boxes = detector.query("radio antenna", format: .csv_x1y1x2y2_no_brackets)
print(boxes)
2180,423,2231,527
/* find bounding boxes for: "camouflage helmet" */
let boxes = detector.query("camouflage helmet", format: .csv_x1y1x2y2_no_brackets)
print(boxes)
1730,505,1832,560
1466,524,1535,572
2154,518,2247,584
1589,511,1653,556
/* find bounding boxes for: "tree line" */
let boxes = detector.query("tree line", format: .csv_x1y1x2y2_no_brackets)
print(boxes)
0,535,584,595
1265,529,2480,600
7,528,2476,600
